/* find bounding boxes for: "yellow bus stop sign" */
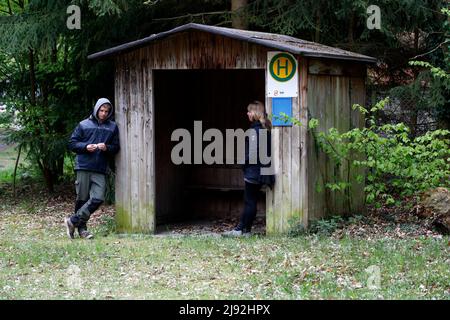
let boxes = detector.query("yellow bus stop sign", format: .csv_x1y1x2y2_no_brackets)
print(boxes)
269,53,297,82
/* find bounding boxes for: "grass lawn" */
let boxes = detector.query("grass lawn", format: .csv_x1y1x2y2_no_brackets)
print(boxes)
0,143,18,183
0,186,448,300
0,130,29,185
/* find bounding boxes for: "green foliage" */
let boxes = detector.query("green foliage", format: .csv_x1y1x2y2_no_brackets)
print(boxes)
82,0,127,17
273,112,303,127
1,54,84,191
409,61,449,80
309,215,345,236
406,7,450,129
288,215,360,237
248,0,445,45
286,218,307,237
0,109,13,129
309,98,450,207
252,0,448,132
288,215,369,237
0,0,235,191
0,0,126,191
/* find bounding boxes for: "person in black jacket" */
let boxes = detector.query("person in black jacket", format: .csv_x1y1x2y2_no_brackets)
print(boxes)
223,101,273,237
64,98,120,239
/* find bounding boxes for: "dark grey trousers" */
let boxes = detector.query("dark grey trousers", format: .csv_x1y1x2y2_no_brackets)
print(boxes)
70,171,106,229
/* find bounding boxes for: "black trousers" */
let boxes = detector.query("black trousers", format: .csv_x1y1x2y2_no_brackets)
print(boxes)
237,181,262,232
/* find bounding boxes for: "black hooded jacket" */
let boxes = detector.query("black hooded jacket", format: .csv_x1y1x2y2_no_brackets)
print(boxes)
69,98,120,174
243,121,273,186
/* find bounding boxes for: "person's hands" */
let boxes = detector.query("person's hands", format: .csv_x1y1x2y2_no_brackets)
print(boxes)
97,143,107,151
86,144,98,152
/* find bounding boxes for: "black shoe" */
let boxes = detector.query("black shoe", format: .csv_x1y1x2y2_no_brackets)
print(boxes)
78,228,94,240
65,217,75,239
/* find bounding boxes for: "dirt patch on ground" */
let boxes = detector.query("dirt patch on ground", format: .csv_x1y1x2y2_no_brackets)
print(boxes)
155,216,266,237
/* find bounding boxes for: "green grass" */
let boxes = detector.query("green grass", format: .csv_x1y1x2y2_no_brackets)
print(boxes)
0,142,30,185
0,144,18,170
0,207,448,300
0,142,75,186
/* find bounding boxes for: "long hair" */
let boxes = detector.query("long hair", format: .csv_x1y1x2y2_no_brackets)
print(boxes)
247,100,272,130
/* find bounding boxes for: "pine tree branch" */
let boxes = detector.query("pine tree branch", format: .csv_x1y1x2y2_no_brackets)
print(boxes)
10,0,25,11
0,8,11,14
152,10,229,22
411,40,450,60
7,0,12,14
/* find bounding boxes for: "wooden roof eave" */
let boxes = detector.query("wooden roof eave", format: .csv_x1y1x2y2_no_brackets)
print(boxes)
88,23,377,64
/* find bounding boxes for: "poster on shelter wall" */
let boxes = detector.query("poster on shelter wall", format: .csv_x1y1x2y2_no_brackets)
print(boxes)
266,51,298,98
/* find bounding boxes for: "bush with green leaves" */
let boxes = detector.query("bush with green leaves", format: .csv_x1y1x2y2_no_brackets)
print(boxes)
308,98,450,208
308,215,345,236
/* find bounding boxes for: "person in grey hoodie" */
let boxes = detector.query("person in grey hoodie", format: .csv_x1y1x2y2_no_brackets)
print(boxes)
65,98,120,239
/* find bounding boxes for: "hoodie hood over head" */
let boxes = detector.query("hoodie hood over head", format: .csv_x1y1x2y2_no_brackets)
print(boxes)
92,98,113,122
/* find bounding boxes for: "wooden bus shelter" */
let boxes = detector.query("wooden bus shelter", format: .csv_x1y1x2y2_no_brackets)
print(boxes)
88,23,376,235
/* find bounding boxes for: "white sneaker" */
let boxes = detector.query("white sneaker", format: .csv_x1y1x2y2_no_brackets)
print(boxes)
222,229,243,237
222,229,253,237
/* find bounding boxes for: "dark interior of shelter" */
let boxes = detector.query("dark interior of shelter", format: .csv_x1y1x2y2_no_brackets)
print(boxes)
154,69,266,229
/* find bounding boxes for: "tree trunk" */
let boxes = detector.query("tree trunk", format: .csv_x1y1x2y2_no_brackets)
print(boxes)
410,28,420,137
28,48,37,106
57,156,64,181
347,11,354,48
13,144,22,202
231,0,248,30
51,40,57,63
43,167,55,193
315,11,321,42
38,159,54,193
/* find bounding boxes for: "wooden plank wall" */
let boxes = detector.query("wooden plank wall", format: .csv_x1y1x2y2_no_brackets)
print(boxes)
135,30,268,70
266,56,308,235
114,51,155,233
306,59,366,221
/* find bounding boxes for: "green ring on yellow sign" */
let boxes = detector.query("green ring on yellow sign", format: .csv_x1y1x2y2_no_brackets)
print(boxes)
269,53,297,82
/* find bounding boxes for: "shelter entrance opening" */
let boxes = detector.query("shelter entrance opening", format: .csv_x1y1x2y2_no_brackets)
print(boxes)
154,69,266,233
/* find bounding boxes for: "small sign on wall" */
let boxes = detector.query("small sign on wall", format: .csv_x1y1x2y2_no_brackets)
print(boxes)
266,52,298,98
272,97,292,127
